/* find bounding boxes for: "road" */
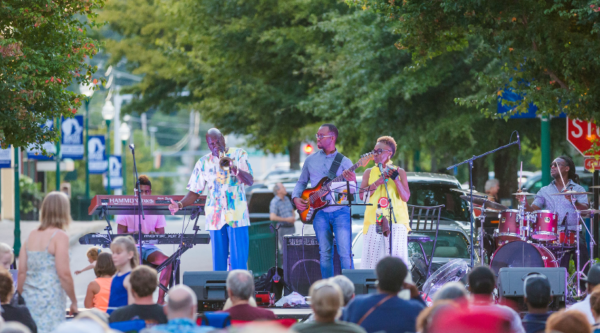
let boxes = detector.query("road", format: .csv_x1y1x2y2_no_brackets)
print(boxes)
72,216,213,307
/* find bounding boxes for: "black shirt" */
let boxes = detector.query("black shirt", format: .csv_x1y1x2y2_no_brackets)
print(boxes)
1,303,38,333
109,304,168,327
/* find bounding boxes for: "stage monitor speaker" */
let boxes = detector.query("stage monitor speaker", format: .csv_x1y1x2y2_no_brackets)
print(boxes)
183,270,252,312
497,267,567,311
342,269,377,295
283,235,342,296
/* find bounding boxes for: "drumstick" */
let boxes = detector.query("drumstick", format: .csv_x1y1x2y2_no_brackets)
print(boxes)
554,158,568,192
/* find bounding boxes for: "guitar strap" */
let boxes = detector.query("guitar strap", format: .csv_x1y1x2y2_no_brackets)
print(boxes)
328,152,345,180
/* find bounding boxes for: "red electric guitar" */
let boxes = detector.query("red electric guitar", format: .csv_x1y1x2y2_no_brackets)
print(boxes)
297,152,374,223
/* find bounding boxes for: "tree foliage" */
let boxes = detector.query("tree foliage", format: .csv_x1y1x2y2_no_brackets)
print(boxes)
349,0,600,120
0,0,104,149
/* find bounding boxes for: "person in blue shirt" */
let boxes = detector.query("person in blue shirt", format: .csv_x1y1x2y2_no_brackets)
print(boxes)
521,275,553,333
342,257,425,333
143,285,214,333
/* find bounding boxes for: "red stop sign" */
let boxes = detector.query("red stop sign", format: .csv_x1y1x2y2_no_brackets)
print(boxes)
567,117,600,156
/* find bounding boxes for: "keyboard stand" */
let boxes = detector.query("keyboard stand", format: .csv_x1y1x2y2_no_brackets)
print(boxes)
98,206,114,244
155,206,204,293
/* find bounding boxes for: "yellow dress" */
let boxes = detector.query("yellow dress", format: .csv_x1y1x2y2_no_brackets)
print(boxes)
361,165,411,269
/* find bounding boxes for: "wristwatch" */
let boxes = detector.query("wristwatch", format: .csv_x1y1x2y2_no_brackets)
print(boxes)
177,201,184,209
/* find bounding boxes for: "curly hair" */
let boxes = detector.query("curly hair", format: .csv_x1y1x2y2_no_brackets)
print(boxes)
377,136,397,157
86,246,101,261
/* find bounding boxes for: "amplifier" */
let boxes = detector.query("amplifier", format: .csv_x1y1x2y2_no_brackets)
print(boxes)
497,267,567,311
283,235,342,296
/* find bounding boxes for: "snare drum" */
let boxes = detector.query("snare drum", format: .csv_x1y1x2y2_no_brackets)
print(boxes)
531,210,558,241
497,210,521,242
558,229,576,246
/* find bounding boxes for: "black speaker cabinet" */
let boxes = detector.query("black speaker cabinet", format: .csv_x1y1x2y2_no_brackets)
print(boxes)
283,235,342,296
342,269,377,295
183,270,252,312
497,267,567,311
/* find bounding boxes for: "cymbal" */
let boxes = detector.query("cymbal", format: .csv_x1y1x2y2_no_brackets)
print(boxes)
460,195,508,211
550,190,593,196
473,207,501,217
589,185,600,189
451,188,487,197
578,209,600,216
512,192,535,196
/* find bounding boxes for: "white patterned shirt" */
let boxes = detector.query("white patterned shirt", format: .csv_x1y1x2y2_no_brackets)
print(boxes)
532,179,588,230
187,148,253,231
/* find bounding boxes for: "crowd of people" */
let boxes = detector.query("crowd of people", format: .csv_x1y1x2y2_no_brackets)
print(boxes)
3,190,600,333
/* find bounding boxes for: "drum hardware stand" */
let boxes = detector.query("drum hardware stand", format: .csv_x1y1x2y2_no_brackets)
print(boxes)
568,202,597,297
477,202,487,263
447,131,520,267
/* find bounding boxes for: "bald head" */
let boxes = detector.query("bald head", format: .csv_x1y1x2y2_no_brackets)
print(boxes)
166,285,197,320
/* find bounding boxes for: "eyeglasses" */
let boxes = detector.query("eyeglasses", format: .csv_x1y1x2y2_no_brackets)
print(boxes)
550,163,565,168
374,148,392,154
315,134,334,140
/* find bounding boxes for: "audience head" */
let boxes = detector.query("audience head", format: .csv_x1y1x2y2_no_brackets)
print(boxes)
309,279,343,323
110,236,139,269
0,322,31,333
417,300,459,333
39,191,71,231
331,275,355,306
468,266,496,295
545,310,591,333
589,287,600,319
86,246,101,263
376,256,407,294
583,264,600,292
227,270,254,301
273,182,287,197
130,266,158,299
524,275,551,310
94,252,117,278
165,285,197,320
485,179,500,194
0,243,13,269
432,281,468,302
51,310,109,333
0,269,14,304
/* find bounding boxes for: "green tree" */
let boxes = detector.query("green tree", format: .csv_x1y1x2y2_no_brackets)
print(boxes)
350,0,600,120
1,0,105,149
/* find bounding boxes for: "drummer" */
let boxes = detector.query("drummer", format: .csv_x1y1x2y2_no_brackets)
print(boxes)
523,155,590,270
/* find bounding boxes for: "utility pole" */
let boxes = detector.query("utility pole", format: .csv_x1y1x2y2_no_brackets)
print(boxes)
13,147,20,257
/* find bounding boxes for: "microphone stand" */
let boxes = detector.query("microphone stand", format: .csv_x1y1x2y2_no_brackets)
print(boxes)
377,163,399,256
446,136,519,267
130,145,145,265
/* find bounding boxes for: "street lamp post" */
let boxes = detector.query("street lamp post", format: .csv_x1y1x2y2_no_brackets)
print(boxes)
102,100,115,195
119,122,131,194
79,84,95,201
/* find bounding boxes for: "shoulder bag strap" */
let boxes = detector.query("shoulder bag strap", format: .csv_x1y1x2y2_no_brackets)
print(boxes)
356,294,395,326
328,152,345,180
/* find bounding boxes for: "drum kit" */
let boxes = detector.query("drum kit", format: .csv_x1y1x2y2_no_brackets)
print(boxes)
453,187,600,298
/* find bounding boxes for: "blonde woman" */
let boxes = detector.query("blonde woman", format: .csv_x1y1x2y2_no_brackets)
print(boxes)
17,191,77,333
359,136,411,269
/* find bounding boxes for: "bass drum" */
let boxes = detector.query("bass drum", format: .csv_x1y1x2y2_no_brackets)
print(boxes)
490,241,557,276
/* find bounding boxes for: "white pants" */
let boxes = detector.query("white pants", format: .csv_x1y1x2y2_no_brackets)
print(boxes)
361,224,409,269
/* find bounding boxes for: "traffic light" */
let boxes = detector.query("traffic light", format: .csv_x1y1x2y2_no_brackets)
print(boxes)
303,143,314,155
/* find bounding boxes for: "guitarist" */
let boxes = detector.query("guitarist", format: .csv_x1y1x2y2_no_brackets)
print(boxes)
292,124,357,278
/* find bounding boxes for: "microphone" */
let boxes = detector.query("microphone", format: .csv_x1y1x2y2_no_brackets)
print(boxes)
378,163,387,182
129,144,135,151
516,131,521,151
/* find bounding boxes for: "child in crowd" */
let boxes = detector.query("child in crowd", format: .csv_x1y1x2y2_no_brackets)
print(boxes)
75,246,100,275
107,236,138,312
84,252,117,312
0,242,14,269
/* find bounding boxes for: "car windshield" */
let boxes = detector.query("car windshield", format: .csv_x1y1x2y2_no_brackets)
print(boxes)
352,229,470,260
408,184,470,222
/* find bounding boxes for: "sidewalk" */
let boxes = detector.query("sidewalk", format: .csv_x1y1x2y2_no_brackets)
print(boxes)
0,219,108,250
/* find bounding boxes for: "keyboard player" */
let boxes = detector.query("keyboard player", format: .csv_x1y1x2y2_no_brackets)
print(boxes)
115,175,172,305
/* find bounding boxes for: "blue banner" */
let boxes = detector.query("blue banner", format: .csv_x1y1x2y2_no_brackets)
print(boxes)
88,135,107,174
103,155,123,189
61,115,84,160
27,119,55,160
0,146,11,168
497,89,566,119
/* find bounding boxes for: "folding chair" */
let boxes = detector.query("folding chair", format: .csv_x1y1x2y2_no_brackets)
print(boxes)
407,204,444,279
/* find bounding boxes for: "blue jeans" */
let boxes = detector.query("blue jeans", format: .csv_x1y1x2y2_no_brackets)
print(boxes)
313,207,353,278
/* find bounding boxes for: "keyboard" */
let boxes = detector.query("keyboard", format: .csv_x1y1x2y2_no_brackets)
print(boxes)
88,195,206,216
79,232,211,246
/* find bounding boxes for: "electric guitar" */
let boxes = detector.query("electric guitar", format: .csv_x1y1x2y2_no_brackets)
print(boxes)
297,152,375,223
